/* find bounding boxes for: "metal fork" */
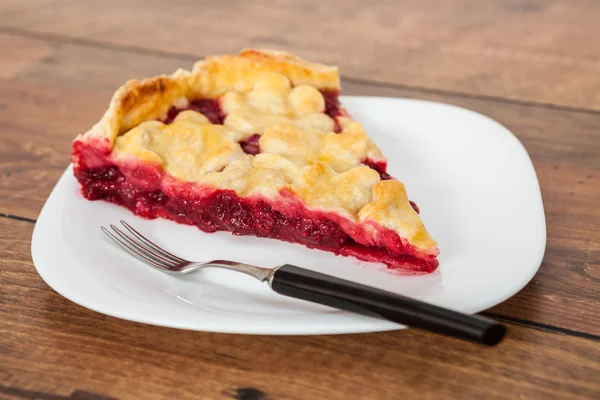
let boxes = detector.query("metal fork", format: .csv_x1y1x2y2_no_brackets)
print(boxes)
102,220,506,345
102,220,275,283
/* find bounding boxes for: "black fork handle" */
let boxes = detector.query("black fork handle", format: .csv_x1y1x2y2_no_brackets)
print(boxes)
269,264,505,345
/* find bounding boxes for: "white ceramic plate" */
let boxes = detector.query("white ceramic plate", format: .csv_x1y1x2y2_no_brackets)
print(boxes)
32,96,546,335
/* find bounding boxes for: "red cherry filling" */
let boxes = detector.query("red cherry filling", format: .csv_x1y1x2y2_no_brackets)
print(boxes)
363,159,392,181
321,89,346,133
165,99,224,124
239,134,261,156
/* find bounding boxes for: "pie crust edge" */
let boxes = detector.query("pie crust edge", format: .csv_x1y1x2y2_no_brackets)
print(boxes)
74,49,341,146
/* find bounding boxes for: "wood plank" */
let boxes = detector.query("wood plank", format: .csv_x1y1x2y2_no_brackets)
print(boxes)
0,36,599,335
0,33,54,79
1,0,600,110
1,218,599,400
0,80,110,219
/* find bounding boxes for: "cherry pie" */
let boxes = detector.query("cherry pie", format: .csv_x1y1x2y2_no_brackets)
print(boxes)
72,49,439,272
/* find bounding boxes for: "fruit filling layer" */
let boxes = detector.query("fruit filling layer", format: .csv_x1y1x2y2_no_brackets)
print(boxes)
165,99,224,124
73,139,437,272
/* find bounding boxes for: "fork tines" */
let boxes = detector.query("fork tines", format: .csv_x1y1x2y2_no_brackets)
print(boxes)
101,221,186,272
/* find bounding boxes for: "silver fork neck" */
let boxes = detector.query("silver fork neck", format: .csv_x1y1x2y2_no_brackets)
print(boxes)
206,260,277,284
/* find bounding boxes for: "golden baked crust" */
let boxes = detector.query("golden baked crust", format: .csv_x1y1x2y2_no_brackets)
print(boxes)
75,49,340,146
74,49,437,253
188,49,340,98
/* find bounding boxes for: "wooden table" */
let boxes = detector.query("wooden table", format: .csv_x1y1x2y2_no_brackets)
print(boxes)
1,1,599,399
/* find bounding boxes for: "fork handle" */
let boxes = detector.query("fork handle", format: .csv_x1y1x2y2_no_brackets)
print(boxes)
269,264,505,345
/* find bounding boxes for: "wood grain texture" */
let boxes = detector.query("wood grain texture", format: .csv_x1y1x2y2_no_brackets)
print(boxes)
1,219,599,400
1,0,600,110
1,3,600,398
0,33,599,337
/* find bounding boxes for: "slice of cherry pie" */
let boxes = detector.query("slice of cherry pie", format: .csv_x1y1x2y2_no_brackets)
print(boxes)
72,49,439,272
